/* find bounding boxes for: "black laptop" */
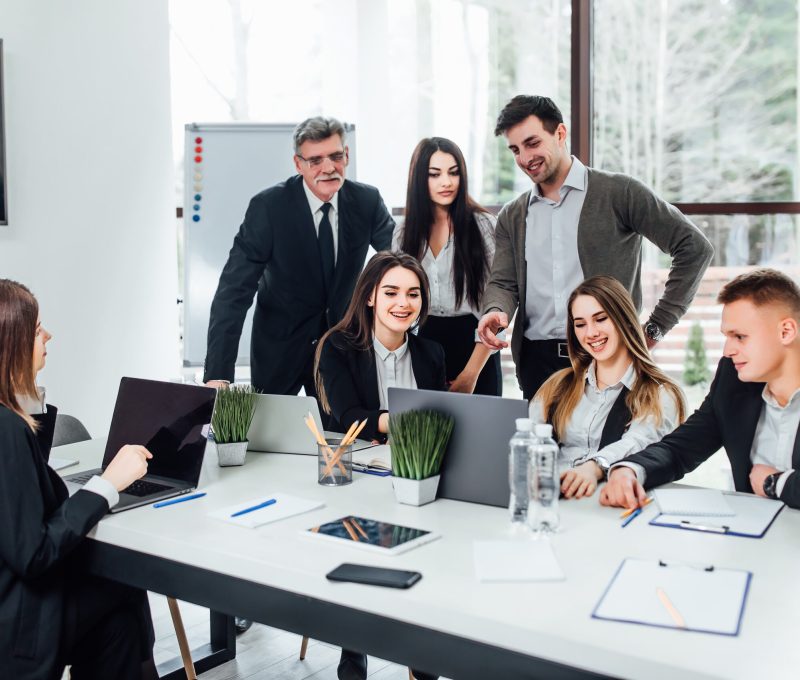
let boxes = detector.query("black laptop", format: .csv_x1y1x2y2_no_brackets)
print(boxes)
388,387,528,507
64,377,217,512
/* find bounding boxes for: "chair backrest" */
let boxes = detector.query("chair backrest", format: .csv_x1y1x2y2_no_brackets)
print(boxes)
53,414,91,447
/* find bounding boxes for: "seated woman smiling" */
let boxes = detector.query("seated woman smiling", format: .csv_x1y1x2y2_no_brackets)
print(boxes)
531,276,686,499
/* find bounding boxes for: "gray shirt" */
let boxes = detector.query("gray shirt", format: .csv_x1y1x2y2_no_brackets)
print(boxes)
524,157,587,340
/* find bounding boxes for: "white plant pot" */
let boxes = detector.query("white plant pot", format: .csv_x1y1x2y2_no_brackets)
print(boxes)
392,474,440,506
216,440,248,467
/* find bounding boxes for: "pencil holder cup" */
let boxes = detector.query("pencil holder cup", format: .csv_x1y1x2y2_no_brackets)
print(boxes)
318,439,353,486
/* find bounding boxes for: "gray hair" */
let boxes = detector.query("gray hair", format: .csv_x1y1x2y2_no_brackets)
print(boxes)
293,117,346,153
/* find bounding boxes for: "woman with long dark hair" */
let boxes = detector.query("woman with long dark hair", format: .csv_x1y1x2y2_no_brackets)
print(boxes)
315,251,446,444
0,279,157,680
394,137,500,395
532,276,686,499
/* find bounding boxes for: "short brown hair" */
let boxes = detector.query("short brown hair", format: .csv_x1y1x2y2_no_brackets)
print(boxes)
494,95,563,137
717,268,800,317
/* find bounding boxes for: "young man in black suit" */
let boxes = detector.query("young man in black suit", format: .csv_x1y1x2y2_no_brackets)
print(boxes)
601,268,800,510
203,116,395,398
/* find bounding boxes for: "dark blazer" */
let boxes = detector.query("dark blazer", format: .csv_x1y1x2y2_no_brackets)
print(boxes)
625,358,800,509
0,406,110,679
318,331,447,441
203,175,395,393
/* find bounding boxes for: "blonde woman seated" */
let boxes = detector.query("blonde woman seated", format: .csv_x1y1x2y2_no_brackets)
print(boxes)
531,276,686,499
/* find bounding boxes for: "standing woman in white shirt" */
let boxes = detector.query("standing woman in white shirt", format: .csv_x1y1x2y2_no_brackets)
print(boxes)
531,275,686,499
394,137,500,395
0,279,157,680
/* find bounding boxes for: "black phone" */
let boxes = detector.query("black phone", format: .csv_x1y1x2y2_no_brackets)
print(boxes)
326,563,422,589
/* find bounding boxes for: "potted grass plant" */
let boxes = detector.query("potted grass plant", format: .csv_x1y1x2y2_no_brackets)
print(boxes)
211,384,258,466
389,409,454,506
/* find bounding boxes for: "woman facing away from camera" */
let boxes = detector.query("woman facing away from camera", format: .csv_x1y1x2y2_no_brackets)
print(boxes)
0,279,157,680
531,275,687,499
394,136,501,396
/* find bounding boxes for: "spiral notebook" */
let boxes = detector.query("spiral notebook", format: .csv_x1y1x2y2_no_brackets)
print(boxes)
652,489,735,516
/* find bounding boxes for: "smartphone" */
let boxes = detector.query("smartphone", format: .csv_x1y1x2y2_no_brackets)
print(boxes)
326,563,422,589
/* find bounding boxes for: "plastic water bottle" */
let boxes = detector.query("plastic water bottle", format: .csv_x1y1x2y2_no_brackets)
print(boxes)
508,418,534,525
529,423,560,533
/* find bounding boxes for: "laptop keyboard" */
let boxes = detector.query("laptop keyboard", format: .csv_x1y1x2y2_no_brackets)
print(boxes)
122,479,172,497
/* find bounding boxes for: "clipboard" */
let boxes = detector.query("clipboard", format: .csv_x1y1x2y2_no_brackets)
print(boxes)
649,493,784,538
592,558,751,636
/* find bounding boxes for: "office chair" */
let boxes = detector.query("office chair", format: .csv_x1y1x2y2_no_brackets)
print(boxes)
299,637,415,680
54,413,198,680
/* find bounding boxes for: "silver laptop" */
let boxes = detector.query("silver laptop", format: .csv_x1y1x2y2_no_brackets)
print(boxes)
247,393,377,454
388,387,528,507
64,377,217,512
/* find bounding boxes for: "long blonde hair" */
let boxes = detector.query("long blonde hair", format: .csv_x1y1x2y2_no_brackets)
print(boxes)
0,280,41,429
536,276,686,440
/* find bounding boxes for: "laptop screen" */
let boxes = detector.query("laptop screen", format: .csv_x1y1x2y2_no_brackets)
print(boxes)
102,377,217,484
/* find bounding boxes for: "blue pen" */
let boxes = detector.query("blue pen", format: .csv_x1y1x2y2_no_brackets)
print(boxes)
231,498,277,518
621,507,642,527
153,492,206,508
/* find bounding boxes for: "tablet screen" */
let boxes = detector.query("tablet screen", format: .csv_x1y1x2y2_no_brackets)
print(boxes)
308,516,431,549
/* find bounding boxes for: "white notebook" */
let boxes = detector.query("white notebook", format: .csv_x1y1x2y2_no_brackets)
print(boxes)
653,488,735,517
209,493,324,529
473,539,564,582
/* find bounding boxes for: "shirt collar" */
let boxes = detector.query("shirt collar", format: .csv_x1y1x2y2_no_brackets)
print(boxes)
761,384,800,410
302,179,339,216
585,361,636,391
373,334,409,362
529,156,588,205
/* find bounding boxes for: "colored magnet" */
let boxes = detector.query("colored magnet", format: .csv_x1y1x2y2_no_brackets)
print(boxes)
194,173,202,181
194,184,203,191
192,215,201,222
195,137,203,144
193,204,200,211
195,146,202,153
194,194,202,201
194,155,202,163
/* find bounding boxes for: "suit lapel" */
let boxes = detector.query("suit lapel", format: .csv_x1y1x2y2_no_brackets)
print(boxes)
727,383,764,491
331,182,353,297
289,176,325,294
356,345,381,410
408,336,434,390
792,420,800,469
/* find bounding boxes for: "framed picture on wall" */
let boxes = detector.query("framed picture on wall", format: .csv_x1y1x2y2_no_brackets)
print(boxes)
0,39,7,225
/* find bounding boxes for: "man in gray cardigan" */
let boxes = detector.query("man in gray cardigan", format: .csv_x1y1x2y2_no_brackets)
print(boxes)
478,95,714,399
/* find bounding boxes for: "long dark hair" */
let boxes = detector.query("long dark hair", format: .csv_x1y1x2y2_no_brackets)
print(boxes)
399,137,490,310
314,252,431,413
0,279,40,429
536,276,686,440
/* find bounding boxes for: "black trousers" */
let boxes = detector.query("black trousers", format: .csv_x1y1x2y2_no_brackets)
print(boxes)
519,338,571,401
419,315,502,396
60,574,155,680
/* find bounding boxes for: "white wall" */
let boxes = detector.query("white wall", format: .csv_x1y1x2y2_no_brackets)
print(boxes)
0,1,179,435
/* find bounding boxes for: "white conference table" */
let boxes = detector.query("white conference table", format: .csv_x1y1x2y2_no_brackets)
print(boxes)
59,439,800,680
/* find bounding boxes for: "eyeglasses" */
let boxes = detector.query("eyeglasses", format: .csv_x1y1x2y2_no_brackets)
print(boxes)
296,151,346,167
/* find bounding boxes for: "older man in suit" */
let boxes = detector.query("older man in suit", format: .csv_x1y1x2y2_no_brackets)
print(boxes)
204,116,394,399
602,268,800,510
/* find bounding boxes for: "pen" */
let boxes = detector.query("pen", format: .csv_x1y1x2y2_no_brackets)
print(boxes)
153,492,206,508
679,520,730,534
619,496,653,519
656,587,687,629
621,507,642,527
231,498,277,517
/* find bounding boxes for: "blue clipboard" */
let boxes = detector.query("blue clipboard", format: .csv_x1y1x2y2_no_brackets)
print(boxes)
649,493,784,538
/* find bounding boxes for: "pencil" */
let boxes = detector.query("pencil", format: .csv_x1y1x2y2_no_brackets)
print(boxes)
342,518,359,542
619,496,653,519
656,587,687,628
349,516,368,538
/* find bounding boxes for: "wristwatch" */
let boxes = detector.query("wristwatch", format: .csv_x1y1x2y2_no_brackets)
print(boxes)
763,472,781,500
591,456,611,480
644,321,664,344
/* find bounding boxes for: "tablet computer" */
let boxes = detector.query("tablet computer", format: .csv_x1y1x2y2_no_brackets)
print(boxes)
304,515,439,555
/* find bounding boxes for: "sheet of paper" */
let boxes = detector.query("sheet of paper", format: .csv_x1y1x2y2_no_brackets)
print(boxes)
653,488,735,516
593,558,750,635
652,493,783,537
209,493,323,529
473,539,565,582
49,457,78,471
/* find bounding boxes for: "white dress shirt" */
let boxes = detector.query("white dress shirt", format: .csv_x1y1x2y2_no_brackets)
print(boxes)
530,362,679,469
302,180,339,262
373,335,417,410
524,157,587,341
392,212,497,319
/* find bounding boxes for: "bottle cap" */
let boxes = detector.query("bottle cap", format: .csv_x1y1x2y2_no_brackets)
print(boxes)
515,418,533,431
535,423,553,438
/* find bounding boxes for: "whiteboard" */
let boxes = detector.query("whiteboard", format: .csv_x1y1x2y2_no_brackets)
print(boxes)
182,122,357,366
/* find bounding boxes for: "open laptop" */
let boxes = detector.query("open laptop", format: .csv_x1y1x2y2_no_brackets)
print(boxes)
64,377,217,512
247,393,377,454
388,387,528,507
